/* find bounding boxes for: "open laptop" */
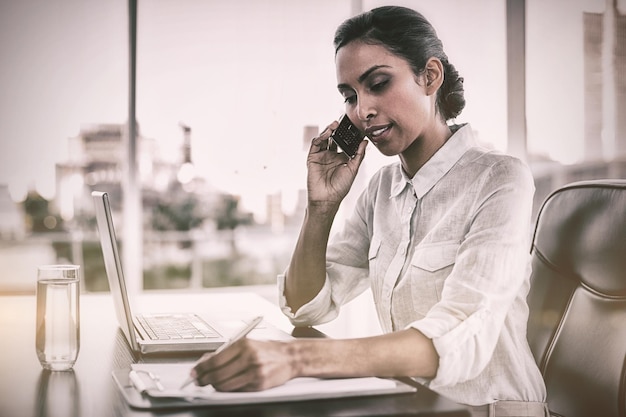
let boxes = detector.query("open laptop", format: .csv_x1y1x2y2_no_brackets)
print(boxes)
92,191,229,355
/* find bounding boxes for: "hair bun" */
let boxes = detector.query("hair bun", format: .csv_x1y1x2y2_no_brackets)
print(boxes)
439,61,465,120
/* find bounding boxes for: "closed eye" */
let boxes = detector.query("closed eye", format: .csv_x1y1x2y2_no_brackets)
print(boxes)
370,79,389,92
344,95,357,104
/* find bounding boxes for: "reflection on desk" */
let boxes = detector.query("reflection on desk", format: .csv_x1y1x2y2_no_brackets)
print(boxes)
35,370,80,417
0,291,470,417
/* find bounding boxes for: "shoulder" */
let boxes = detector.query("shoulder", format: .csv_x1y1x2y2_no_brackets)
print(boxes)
460,147,533,188
444,124,532,190
464,153,535,205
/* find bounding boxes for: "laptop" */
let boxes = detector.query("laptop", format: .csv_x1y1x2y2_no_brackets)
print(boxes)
92,191,229,355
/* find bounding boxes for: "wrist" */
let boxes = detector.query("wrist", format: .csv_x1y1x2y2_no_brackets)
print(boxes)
285,339,306,379
306,201,340,218
285,338,337,379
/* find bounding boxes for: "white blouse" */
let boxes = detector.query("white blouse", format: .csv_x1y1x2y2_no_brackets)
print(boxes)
278,124,547,406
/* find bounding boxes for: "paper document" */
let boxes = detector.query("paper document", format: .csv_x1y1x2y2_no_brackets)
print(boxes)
127,363,416,405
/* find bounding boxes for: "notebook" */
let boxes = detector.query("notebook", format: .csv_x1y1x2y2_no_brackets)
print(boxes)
112,363,417,409
92,190,229,355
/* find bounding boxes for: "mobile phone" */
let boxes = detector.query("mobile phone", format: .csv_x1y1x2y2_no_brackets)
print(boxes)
329,114,365,158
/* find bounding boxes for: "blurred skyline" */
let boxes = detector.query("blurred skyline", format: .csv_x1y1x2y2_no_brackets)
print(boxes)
0,0,620,217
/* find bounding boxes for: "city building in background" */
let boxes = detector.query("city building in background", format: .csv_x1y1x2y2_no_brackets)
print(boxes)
56,123,161,222
55,122,220,221
49,120,302,292
584,0,626,160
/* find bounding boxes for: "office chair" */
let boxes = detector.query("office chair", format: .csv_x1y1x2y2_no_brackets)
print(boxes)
526,179,626,417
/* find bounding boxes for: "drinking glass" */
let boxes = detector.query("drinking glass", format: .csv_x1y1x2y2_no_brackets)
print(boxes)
36,265,80,371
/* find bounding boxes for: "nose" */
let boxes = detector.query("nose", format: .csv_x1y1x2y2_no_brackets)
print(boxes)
355,96,376,122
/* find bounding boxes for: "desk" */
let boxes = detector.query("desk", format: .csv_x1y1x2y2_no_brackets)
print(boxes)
0,291,470,417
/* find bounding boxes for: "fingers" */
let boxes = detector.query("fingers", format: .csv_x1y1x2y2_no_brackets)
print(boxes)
210,366,266,392
193,341,243,387
328,137,338,153
310,121,339,154
199,362,252,391
310,120,368,164
192,339,293,392
193,339,268,390
350,138,369,164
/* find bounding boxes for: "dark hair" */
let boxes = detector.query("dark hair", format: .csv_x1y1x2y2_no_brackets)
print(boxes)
334,6,465,121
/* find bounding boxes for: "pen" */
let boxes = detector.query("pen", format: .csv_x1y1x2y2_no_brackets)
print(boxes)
179,315,264,389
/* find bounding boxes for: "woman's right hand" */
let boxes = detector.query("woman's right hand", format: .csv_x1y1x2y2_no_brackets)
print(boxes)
306,121,368,207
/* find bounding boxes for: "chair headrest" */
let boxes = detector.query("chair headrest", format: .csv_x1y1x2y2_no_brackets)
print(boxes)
532,180,626,296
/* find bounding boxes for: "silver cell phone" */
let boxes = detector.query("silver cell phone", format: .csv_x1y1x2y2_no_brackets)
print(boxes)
329,114,365,158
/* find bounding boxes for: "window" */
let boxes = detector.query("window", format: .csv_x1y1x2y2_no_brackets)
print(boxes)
2,0,622,295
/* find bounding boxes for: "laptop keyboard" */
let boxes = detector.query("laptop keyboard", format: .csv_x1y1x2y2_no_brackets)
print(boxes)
136,314,220,340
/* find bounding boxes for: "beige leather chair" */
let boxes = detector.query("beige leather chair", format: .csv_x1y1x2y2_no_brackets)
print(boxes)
526,179,626,417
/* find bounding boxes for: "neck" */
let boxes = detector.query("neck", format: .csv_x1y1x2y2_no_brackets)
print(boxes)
400,123,452,177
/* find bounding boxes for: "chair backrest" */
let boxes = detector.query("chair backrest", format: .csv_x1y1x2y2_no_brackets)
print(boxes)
527,179,626,417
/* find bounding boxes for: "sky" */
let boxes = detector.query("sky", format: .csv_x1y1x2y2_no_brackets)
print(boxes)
0,0,618,217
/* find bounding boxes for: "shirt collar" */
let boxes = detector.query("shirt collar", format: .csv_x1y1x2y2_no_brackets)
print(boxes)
390,124,476,199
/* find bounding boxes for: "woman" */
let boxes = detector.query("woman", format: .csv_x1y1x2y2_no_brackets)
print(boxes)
192,6,547,415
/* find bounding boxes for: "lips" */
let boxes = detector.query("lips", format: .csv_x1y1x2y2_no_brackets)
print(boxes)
365,124,391,141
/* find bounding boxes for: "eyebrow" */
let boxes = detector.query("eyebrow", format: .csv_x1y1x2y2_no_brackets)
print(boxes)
337,65,392,91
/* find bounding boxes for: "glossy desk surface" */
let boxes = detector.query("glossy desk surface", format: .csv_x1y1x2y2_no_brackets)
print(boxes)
0,290,470,417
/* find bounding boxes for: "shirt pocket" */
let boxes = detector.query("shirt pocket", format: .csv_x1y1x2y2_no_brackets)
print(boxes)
410,241,459,316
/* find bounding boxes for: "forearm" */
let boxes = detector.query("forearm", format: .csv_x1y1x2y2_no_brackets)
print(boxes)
285,203,339,312
289,328,439,379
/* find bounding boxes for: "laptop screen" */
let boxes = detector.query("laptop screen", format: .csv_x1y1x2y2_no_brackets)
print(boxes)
92,191,141,352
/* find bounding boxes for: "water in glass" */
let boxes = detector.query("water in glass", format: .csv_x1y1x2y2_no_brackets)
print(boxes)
36,265,80,371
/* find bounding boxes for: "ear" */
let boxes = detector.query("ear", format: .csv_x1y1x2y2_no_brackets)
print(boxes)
424,57,444,96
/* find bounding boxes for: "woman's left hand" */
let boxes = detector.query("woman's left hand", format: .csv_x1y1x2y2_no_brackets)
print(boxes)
191,338,297,391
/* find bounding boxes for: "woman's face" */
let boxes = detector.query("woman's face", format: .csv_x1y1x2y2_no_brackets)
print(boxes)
335,41,437,157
